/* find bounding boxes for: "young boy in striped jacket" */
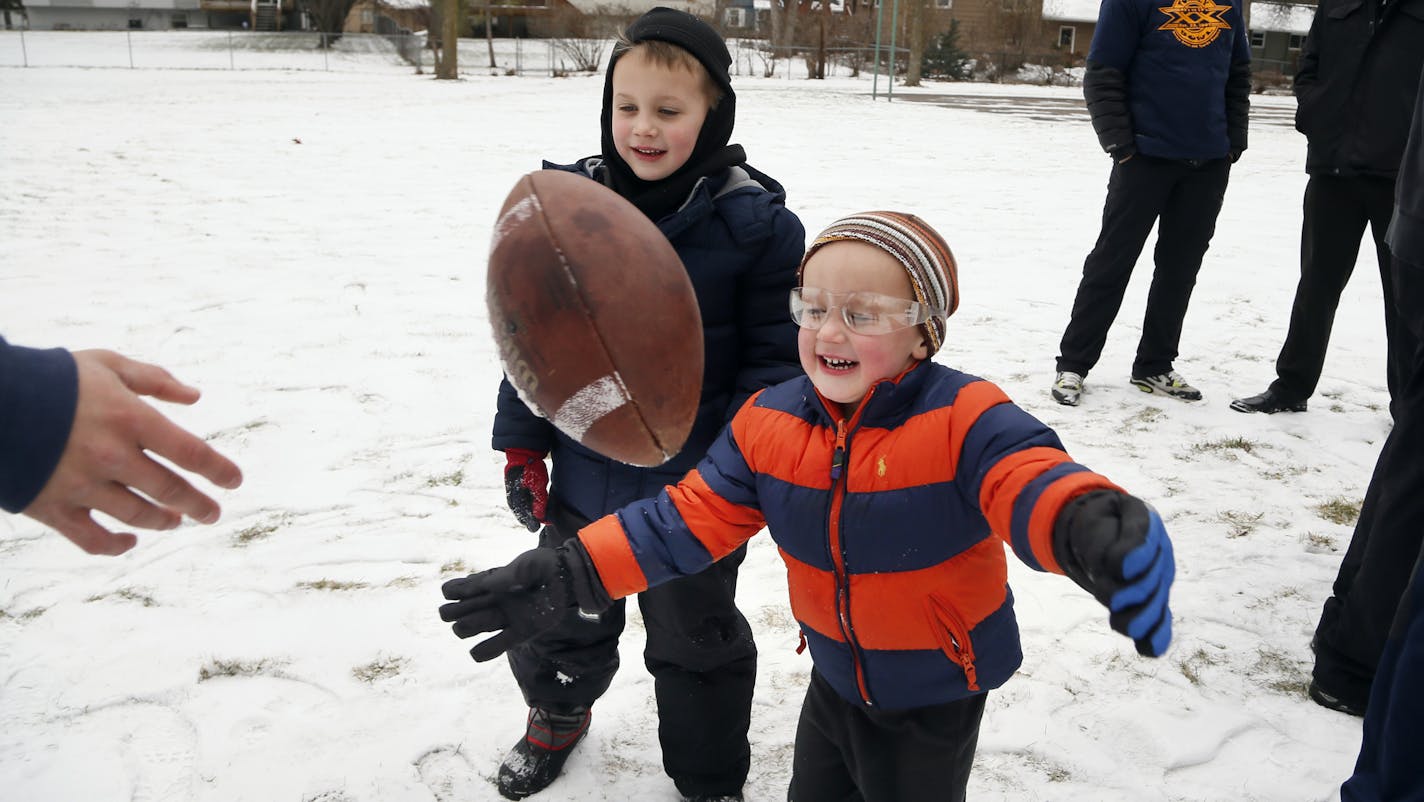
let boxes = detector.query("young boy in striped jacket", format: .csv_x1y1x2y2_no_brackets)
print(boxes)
443,211,1176,801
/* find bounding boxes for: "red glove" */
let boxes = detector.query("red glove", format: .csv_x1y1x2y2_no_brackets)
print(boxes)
503,449,549,532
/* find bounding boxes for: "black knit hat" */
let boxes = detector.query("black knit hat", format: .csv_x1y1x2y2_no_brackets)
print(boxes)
598,7,742,221
622,6,733,103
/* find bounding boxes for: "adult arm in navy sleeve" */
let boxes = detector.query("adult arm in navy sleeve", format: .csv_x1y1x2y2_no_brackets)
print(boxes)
727,203,805,419
0,336,79,514
2,337,243,555
1083,0,1140,159
1226,6,1252,161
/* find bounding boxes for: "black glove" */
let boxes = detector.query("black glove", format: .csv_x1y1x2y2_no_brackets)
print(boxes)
439,540,610,662
1053,490,1175,657
503,448,549,532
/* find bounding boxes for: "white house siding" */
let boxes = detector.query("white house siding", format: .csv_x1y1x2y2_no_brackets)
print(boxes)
25,0,207,30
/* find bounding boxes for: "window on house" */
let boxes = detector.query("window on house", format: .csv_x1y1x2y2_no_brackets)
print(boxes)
128,18,143,28
1288,33,1305,51
1249,30,1265,48
171,12,188,27
724,7,746,27
935,0,952,8
1058,25,1074,49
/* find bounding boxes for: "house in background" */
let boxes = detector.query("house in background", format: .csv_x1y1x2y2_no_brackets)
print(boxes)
24,0,206,29
345,0,428,34
1040,0,1096,56
1248,0,1313,76
22,0,295,29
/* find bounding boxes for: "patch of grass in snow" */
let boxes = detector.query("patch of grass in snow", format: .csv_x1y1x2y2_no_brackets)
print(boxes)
1218,509,1264,538
1129,406,1164,426
440,559,470,574
235,521,281,545
198,658,274,682
425,469,464,488
352,655,407,683
1314,497,1361,526
85,587,157,607
1192,436,1262,456
1302,531,1337,553
296,579,370,592
1178,647,1222,686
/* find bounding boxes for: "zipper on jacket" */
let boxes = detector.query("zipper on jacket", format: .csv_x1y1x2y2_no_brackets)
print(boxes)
928,596,981,692
823,398,877,707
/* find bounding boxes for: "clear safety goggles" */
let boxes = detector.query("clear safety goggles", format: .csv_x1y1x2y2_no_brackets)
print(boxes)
789,286,943,336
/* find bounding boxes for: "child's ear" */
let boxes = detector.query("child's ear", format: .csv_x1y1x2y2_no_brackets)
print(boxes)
912,337,930,361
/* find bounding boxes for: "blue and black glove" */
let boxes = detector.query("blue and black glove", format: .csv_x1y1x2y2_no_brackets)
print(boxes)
1053,490,1175,657
439,540,610,662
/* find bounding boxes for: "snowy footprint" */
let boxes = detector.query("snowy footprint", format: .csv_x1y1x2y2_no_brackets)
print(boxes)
415,744,488,802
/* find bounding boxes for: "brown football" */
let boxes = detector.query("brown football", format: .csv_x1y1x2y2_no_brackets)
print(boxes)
487,169,703,468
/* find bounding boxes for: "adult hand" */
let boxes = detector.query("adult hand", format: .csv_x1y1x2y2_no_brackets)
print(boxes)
503,448,549,532
22,350,243,556
1052,490,1175,657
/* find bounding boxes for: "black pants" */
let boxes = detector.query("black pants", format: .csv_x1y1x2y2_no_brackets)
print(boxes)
1313,259,1424,707
1057,155,1231,378
787,669,986,802
1271,175,1412,411
506,500,757,798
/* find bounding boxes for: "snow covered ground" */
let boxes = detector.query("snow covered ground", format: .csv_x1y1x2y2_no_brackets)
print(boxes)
0,35,1379,802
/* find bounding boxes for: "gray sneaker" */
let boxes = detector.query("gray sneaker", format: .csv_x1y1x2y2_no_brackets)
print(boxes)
1130,371,1202,401
1051,371,1084,406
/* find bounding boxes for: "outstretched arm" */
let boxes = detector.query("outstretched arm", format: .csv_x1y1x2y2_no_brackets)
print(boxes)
1053,490,1175,657
21,349,244,555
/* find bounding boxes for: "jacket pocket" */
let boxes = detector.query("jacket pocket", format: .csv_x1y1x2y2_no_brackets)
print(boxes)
926,595,980,692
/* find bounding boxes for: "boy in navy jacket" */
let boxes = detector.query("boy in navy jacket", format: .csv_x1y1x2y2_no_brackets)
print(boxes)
484,8,805,801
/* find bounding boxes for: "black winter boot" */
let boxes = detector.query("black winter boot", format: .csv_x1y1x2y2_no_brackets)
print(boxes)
496,707,591,800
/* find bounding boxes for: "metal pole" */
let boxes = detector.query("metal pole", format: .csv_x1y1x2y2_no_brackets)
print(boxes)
19,28,27,68
886,0,899,102
127,29,134,69
229,30,234,69
872,0,884,98
323,32,329,70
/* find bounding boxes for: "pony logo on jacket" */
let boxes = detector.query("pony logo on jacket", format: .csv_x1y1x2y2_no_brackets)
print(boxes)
1157,0,1233,48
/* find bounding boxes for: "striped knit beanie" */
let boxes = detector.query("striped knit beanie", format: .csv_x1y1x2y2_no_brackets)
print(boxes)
798,211,958,356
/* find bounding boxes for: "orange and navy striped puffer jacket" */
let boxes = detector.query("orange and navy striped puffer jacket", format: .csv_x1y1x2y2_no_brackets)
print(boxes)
578,359,1120,711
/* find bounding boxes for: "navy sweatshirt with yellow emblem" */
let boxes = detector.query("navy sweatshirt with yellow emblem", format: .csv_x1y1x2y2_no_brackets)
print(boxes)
1086,0,1252,161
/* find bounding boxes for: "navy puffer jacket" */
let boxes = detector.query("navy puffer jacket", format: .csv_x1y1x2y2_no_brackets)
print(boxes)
492,159,805,522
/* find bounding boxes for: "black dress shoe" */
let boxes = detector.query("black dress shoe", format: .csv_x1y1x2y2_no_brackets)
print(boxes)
1230,389,1307,414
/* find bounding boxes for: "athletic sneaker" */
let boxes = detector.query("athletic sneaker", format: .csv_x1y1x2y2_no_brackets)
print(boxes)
497,707,591,799
1051,371,1084,406
1130,371,1202,401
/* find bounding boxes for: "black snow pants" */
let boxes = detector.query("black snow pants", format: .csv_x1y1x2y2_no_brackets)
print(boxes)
1056,154,1231,379
506,499,757,799
1270,175,1413,412
1313,258,1424,710
787,669,987,802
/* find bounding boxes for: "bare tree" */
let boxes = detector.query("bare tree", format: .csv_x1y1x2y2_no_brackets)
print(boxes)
305,0,362,44
435,0,461,78
902,0,926,86
1,0,24,30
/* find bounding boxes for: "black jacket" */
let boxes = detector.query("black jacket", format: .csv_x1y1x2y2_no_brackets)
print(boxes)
492,159,804,523
1294,0,1424,178
1390,65,1424,266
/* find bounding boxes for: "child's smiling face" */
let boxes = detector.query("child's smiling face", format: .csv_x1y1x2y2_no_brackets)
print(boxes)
610,49,711,182
797,240,931,418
